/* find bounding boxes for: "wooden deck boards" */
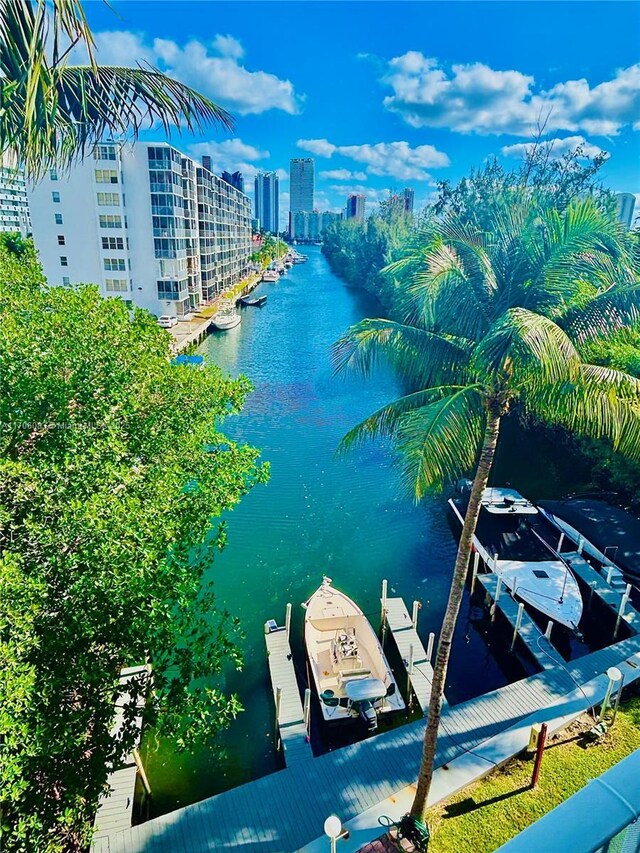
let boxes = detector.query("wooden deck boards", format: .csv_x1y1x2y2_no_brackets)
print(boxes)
477,574,565,670
265,625,313,767
383,598,438,714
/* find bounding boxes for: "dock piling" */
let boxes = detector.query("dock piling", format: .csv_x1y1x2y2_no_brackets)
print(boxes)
275,686,282,749
381,579,388,624
557,533,565,552
303,688,311,740
613,584,632,639
285,603,292,639
426,632,435,666
606,566,614,585
407,643,415,710
544,620,553,641
411,600,420,631
511,603,524,651
471,551,480,592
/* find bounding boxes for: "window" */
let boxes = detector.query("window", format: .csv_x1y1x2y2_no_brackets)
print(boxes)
54,213,63,225
102,236,124,250
57,235,65,245
62,276,70,286
95,169,118,184
105,278,128,292
60,256,68,266
52,191,60,203
50,168,58,181
99,214,122,229
104,258,126,271
94,145,116,161
97,192,120,206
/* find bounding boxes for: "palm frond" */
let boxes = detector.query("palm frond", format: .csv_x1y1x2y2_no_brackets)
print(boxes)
331,318,472,390
395,385,486,499
338,386,472,454
474,307,580,386
562,282,640,343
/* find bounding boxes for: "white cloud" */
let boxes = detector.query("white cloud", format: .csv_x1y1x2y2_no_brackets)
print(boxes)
501,135,608,160
297,138,449,182
382,52,640,137
92,30,302,116
319,169,367,181
189,139,269,162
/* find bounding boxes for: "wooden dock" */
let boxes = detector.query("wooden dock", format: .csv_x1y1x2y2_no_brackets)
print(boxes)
565,552,639,633
103,630,640,853
477,574,565,670
264,621,313,767
383,597,438,714
92,665,149,851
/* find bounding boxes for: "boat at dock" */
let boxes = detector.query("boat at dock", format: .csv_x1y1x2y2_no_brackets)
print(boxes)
303,577,405,731
449,486,583,631
262,269,279,282
239,295,267,307
211,304,241,330
292,252,308,264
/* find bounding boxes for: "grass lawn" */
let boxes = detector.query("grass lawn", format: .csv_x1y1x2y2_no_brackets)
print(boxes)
428,697,640,853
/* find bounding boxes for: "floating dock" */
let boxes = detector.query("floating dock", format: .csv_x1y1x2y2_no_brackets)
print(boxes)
264,614,313,767
382,593,440,714
92,665,149,851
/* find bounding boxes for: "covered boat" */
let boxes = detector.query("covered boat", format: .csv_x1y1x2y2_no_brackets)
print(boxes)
303,578,405,730
449,487,583,631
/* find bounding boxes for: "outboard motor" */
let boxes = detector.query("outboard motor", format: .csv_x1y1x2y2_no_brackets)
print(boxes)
358,700,378,732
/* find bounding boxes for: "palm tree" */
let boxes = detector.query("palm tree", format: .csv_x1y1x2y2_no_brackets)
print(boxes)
0,0,232,178
333,193,640,827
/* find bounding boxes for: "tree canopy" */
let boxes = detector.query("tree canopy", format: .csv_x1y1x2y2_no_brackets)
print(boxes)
0,244,267,851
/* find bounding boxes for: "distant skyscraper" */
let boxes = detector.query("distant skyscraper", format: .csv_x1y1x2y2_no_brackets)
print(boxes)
289,158,314,237
254,171,279,233
0,153,30,234
616,193,636,230
403,187,415,213
346,194,365,221
222,170,244,193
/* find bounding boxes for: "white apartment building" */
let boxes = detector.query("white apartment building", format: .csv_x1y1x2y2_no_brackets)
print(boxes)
0,153,31,234
28,141,252,317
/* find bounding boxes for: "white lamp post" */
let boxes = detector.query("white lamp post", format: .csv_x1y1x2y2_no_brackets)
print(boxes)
601,666,623,720
324,815,342,853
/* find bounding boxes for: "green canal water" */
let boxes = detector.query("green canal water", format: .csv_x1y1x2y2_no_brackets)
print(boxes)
142,246,594,816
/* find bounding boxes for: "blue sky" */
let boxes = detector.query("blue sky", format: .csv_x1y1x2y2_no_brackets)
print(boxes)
84,1,640,227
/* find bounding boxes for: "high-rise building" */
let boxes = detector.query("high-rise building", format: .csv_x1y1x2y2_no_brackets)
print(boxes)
346,194,365,222
254,171,280,234
222,170,244,193
289,158,314,237
403,187,415,213
291,210,342,242
616,193,636,230
0,153,30,234
28,141,252,317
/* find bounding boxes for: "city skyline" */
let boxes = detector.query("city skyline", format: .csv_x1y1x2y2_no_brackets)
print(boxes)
77,2,640,229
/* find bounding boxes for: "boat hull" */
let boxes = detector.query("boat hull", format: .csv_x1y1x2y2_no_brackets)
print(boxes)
211,313,241,330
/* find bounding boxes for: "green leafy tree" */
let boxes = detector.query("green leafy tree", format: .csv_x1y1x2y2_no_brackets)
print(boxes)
0,0,232,178
333,193,640,827
0,247,268,851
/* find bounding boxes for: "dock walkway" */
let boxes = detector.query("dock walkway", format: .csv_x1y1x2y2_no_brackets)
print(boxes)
103,632,640,853
383,597,439,713
92,665,148,851
265,623,313,767
565,553,639,633
477,574,565,670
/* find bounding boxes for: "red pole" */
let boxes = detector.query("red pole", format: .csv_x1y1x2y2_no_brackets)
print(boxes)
531,723,548,789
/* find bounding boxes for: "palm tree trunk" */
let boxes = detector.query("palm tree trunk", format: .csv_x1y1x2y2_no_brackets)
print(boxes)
410,403,501,822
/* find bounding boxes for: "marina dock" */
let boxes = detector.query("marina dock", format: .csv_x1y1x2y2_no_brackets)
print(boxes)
477,574,565,670
92,665,149,851
264,616,313,767
382,595,439,714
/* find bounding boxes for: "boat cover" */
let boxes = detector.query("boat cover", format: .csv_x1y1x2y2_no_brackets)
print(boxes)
344,678,386,702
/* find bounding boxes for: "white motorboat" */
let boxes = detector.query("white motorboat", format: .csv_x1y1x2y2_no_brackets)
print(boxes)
449,487,583,631
303,577,405,730
262,269,279,282
211,305,241,330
